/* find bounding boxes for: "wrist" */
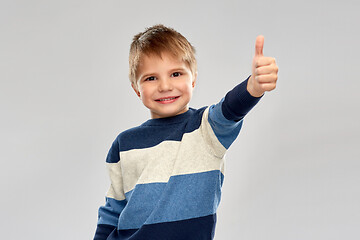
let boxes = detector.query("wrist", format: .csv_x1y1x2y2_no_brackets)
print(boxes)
247,76,264,98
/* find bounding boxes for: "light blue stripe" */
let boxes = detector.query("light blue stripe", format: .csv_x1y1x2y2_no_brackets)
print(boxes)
208,98,243,149
98,197,127,227
117,170,224,230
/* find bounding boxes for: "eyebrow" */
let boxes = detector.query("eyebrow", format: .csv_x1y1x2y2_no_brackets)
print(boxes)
168,67,187,73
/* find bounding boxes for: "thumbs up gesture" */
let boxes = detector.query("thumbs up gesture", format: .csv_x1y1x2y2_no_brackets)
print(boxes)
247,35,278,97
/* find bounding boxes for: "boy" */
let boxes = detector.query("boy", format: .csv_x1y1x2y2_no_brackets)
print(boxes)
94,24,278,240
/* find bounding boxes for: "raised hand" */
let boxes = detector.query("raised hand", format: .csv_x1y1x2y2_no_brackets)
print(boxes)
247,35,278,97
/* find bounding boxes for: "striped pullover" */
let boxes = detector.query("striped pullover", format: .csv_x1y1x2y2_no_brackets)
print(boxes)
94,77,262,240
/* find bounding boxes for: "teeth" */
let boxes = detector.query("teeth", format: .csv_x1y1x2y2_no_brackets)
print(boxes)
158,97,176,101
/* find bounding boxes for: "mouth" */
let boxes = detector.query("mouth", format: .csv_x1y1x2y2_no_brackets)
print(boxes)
155,96,180,103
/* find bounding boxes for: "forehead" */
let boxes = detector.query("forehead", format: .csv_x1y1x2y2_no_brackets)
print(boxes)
137,52,188,74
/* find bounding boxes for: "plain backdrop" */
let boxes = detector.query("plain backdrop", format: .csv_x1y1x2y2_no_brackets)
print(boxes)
1,0,359,239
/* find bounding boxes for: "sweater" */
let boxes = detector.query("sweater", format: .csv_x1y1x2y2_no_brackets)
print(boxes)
94,77,262,240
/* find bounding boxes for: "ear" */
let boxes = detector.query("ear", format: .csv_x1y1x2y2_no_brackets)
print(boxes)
131,83,141,98
192,72,198,88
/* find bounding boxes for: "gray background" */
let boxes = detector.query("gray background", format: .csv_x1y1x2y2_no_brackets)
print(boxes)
1,0,359,239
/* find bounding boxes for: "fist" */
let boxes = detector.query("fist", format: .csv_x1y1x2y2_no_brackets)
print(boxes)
247,35,278,97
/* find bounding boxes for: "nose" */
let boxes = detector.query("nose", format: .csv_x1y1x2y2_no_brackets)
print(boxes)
158,77,173,92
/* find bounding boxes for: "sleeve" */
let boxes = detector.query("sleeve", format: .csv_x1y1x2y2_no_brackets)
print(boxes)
207,76,263,150
94,136,127,240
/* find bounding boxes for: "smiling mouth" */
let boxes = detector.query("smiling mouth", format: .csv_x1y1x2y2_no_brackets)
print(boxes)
155,96,179,102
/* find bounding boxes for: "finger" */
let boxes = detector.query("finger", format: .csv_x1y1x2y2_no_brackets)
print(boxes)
255,35,264,56
257,82,277,92
254,57,276,67
255,74,278,83
255,65,279,76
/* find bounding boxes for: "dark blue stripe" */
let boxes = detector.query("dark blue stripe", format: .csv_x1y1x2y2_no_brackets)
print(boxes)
94,224,116,240
107,214,216,240
106,107,206,163
222,76,262,121
106,139,120,164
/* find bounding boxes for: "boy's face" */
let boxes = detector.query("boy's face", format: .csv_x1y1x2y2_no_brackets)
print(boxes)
133,52,196,119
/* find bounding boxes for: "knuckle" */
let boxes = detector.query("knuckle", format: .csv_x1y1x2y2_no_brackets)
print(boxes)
256,75,263,82
265,84,276,92
273,73,278,80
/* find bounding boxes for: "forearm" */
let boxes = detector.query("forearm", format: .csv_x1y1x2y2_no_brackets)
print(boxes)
221,76,263,122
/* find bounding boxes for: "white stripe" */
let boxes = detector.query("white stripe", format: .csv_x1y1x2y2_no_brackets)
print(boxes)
106,160,126,200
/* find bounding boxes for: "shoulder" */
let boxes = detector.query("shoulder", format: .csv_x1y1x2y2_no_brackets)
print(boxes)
187,106,207,128
105,124,149,163
113,123,148,147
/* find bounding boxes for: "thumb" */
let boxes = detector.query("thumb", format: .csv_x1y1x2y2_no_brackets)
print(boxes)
255,35,264,56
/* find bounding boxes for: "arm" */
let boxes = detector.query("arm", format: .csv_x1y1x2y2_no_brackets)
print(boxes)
208,35,278,149
94,137,126,240
208,76,262,149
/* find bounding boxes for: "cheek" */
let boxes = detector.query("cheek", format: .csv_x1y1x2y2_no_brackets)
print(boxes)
176,78,193,93
182,83,194,96
139,86,153,103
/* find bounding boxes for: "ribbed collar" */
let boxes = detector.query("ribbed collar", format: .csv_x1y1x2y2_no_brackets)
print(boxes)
141,108,195,126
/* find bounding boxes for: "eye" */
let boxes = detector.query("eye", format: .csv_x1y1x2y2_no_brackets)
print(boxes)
171,72,181,77
145,76,156,81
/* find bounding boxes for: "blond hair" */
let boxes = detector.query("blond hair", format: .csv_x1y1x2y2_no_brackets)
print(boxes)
129,24,197,88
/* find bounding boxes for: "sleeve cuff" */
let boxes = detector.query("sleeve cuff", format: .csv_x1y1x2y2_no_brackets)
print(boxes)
221,76,263,121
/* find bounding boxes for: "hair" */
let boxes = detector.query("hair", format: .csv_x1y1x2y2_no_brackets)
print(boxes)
129,24,197,88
